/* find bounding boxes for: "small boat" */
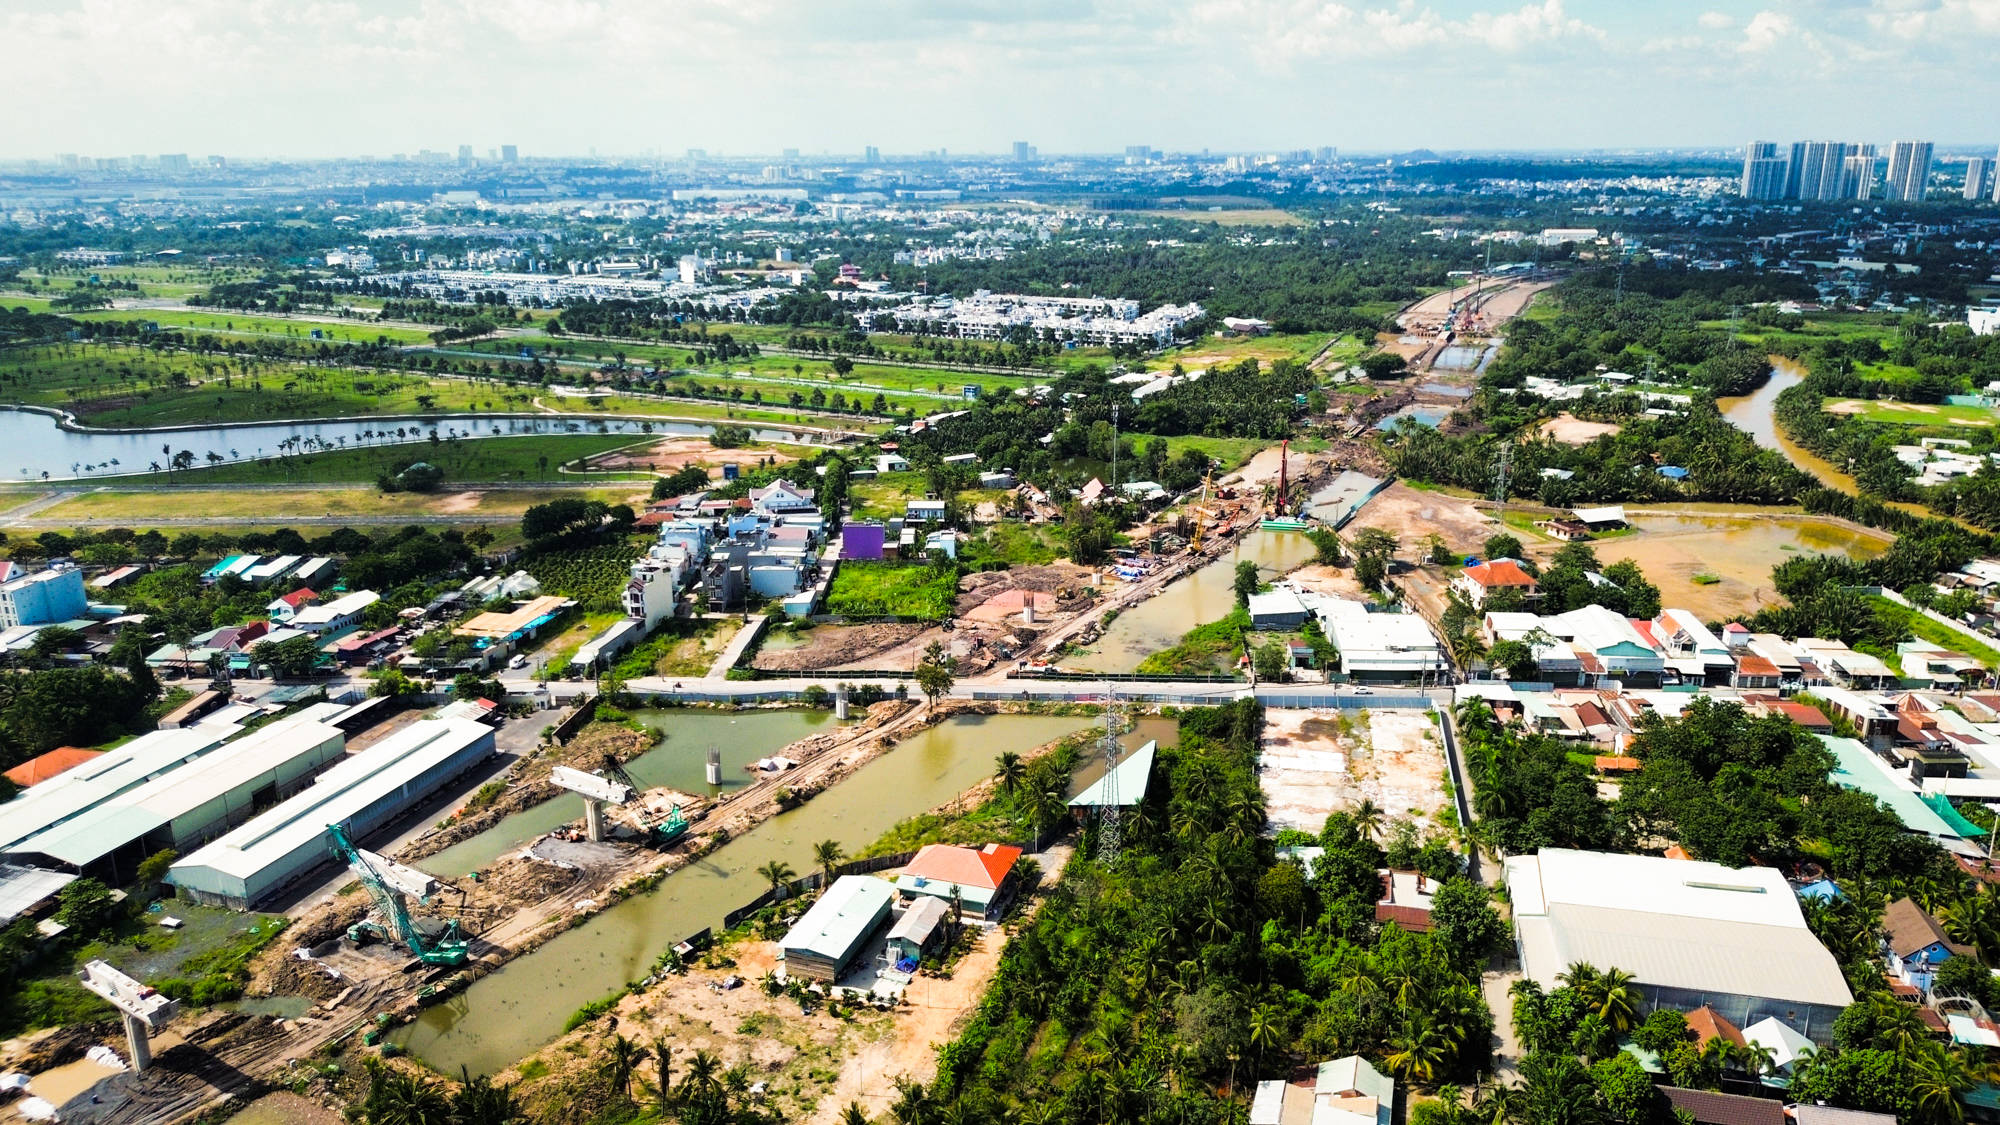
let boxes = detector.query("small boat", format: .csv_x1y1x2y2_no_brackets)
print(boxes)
1260,517,1311,531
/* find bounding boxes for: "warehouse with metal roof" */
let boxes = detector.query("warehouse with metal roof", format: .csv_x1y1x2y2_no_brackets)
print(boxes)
167,718,496,909
4,720,345,883
780,875,896,983
1504,848,1851,1043
0,725,243,860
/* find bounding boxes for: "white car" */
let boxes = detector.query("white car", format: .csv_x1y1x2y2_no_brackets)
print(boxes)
508,654,528,669
1351,686,1373,694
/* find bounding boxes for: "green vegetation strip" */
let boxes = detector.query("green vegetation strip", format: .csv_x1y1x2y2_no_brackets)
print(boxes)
1865,596,2000,669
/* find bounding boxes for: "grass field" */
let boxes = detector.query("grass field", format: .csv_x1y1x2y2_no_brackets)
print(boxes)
825,561,959,619
126,433,648,485
1867,597,2000,669
72,307,437,346
1823,398,1999,426
22,483,652,526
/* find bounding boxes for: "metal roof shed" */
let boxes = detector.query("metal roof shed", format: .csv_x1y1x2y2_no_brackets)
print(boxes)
780,875,895,983
0,864,75,925
0,725,241,856
1069,741,1156,809
4,720,345,880
167,718,496,909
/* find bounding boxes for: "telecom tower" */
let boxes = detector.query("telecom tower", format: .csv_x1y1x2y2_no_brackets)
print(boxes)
1491,442,1512,506
1096,690,1127,863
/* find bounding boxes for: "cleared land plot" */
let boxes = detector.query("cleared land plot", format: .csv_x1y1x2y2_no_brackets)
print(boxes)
826,563,960,619
1260,709,1448,835
1824,398,1998,426
1539,414,1622,444
1342,483,1500,558
1593,514,1892,621
134,434,643,486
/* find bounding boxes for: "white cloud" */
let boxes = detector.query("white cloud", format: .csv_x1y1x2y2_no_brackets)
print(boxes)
1698,11,1735,28
1739,10,1796,49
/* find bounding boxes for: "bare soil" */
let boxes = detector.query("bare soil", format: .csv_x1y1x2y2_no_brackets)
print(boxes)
593,437,794,476
1260,709,1450,835
750,623,932,673
1342,483,1500,558
1538,414,1623,445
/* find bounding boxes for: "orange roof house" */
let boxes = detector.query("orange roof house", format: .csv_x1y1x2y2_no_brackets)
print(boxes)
893,843,1024,915
5,747,101,790
1684,1005,1747,1049
1453,559,1539,608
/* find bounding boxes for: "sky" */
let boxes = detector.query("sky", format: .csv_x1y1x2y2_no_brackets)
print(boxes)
5,0,2000,160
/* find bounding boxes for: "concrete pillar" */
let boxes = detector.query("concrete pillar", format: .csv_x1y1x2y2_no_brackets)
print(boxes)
834,683,849,720
123,1013,151,1074
705,745,722,786
1022,601,1036,625
584,798,605,842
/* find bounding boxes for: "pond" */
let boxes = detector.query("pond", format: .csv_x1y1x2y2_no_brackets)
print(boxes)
0,409,811,482
1066,531,1320,673
1374,405,1451,432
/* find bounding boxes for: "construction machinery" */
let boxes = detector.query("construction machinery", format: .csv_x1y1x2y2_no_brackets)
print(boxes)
585,755,692,847
1260,440,1311,531
326,823,471,967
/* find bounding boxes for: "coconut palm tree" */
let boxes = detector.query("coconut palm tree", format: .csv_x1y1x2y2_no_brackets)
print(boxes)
1353,798,1385,844
1385,1016,1453,1085
636,1037,674,1114
1594,966,1641,1032
812,839,846,887
757,860,796,896
600,1034,652,1101
993,751,1025,795
362,1066,450,1125
840,1103,871,1125
449,1066,523,1125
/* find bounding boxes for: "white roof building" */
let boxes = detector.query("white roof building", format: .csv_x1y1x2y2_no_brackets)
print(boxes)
0,725,243,858
1311,597,1447,681
168,718,496,909
1505,848,1851,1042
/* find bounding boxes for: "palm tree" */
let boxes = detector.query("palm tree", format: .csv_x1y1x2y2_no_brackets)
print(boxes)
1910,1041,1982,1125
993,751,1025,795
812,840,846,887
363,1067,450,1125
1353,798,1385,844
889,1077,935,1125
1247,1003,1281,1078
450,1067,523,1125
840,1103,871,1125
1385,1016,1452,1085
600,1034,651,1101
757,860,796,896
636,1037,674,1113
1594,966,1641,1032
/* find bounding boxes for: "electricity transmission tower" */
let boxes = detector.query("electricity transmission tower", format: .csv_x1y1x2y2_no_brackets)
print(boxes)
1491,442,1512,506
1097,689,1127,864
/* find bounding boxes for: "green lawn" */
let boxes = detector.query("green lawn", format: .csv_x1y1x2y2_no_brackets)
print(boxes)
1823,399,1999,427
73,307,437,345
1867,597,2000,670
825,561,958,619
154,433,647,485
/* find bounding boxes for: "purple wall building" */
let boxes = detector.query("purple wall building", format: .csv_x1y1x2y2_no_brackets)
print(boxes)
841,522,885,561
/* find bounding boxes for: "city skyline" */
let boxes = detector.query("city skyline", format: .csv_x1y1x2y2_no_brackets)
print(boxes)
8,0,2000,158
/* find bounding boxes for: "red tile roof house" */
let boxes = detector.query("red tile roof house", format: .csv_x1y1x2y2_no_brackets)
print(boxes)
892,843,1024,919
1451,559,1539,608
4,747,101,790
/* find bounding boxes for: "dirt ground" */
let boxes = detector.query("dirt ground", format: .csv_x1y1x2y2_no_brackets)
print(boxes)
228,1090,347,1125
1343,483,1501,558
592,437,794,476
1538,414,1622,445
1260,709,1449,835
751,623,932,672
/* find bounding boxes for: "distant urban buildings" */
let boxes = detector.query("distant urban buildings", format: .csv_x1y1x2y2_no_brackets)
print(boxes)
1011,141,1036,162
863,145,880,164
1968,156,1997,202
1742,139,1939,202
1885,141,1934,202
501,145,518,164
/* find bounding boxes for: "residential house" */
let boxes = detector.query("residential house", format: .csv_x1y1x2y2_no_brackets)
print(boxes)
1247,589,1310,630
1793,638,1898,689
1546,605,1667,687
1653,609,1736,686
1882,896,1973,992
1657,1087,1783,1125
750,480,816,515
266,588,318,624
1452,559,1539,609
886,896,951,963
1375,870,1435,932
1731,653,1783,690
893,843,1023,919
905,499,948,523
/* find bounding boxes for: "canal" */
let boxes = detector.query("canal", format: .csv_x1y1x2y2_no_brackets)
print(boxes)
396,711,1159,1076
1065,531,1320,673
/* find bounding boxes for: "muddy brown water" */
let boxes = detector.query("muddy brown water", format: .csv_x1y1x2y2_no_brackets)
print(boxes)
417,710,855,879
1717,358,1859,492
1067,531,1320,673
396,712,1149,1076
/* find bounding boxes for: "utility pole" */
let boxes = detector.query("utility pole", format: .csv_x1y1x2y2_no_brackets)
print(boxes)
1097,688,1125,864
1110,404,1119,491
